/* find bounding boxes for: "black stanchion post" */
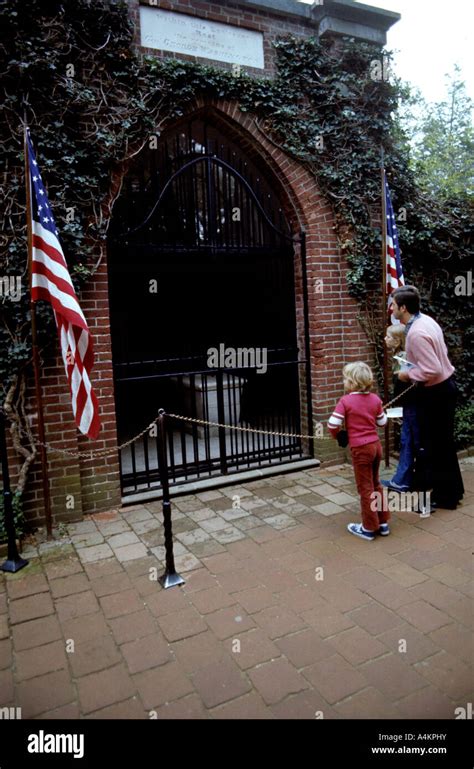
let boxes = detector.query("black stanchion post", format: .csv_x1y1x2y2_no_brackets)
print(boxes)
156,409,184,589
0,410,28,573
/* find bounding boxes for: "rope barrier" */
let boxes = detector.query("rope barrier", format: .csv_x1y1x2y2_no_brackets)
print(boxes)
8,412,162,459
4,382,417,459
382,382,418,410
166,413,330,441
165,383,417,441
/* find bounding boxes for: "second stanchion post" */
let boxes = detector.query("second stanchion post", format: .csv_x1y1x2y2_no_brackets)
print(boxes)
156,409,185,589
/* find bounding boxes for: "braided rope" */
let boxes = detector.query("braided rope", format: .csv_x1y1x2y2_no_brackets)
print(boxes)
8,413,162,459
167,413,329,441
4,383,417,458
382,382,417,409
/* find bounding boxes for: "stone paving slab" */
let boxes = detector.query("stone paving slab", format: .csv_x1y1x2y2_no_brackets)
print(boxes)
1,460,472,719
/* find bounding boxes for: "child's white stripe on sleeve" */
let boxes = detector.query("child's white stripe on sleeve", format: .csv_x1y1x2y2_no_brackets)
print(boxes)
328,415,344,427
376,412,387,426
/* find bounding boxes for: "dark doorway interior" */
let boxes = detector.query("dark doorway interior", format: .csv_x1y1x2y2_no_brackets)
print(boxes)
107,114,311,496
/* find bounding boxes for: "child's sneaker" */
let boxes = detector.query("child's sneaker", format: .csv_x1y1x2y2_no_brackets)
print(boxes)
347,523,375,541
378,523,390,536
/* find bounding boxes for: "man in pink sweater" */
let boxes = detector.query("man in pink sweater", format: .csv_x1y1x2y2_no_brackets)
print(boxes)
391,285,464,510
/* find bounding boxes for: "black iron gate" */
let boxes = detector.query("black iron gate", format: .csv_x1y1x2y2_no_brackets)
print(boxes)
108,115,313,497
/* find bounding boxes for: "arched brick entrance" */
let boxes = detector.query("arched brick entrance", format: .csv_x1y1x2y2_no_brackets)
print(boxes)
107,105,316,498
18,99,372,523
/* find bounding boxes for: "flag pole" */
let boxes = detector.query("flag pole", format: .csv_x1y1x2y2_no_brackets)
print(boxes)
24,117,53,538
380,148,390,468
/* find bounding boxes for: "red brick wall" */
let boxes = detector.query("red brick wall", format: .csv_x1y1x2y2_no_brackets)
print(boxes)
7,254,122,529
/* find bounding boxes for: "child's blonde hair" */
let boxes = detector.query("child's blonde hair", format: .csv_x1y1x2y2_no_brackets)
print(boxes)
386,324,406,354
343,361,374,393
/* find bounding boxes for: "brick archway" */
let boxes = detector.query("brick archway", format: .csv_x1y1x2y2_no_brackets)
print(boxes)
19,98,372,524
106,101,318,496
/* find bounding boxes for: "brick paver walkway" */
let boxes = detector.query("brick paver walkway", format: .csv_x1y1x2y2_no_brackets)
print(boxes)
1,460,472,719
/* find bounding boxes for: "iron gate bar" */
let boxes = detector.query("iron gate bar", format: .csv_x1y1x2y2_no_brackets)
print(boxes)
111,156,295,244
115,357,308,488
120,442,303,487
114,360,308,383
216,370,228,475
300,230,315,457
117,365,306,494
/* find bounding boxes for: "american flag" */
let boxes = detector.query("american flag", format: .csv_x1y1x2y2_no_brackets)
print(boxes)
385,173,404,321
27,131,101,439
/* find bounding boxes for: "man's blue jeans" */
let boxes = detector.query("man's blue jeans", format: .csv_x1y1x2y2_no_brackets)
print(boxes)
391,404,419,490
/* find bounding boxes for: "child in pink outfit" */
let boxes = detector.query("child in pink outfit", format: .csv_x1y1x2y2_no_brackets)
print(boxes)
328,362,390,541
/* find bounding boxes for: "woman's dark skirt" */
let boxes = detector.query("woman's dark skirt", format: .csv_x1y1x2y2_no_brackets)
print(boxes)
413,375,464,508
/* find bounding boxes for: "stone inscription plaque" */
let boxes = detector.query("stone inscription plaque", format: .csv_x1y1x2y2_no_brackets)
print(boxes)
140,7,265,69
